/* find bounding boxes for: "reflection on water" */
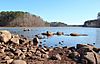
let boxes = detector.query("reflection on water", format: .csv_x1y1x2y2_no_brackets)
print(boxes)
0,27,98,47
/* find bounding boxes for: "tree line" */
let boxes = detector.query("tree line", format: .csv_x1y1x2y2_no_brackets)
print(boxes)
0,11,48,27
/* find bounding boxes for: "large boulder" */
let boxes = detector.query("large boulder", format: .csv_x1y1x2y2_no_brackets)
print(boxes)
84,51,100,64
84,52,96,64
12,60,26,64
77,44,98,52
0,30,11,43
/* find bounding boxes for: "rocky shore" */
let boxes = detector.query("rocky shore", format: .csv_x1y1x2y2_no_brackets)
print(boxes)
0,30,100,64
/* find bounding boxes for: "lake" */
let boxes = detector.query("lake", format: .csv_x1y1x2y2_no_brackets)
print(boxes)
0,27,99,48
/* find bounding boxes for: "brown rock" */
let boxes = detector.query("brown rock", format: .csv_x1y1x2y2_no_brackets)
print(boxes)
33,37,39,46
0,30,11,43
70,33,80,36
10,35,20,45
84,52,96,64
42,31,54,36
56,54,61,60
56,32,64,35
4,56,10,60
6,59,13,64
0,46,5,53
12,60,26,64
70,33,88,36
15,49,23,56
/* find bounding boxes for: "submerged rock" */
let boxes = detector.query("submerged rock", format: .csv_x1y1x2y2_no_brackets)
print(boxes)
70,33,88,36
56,32,64,35
42,31,54,36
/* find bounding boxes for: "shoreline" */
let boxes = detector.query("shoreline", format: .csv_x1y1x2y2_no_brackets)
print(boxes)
0,30,100,64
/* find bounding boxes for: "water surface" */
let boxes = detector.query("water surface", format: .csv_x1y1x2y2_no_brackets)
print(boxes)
0,27,99,48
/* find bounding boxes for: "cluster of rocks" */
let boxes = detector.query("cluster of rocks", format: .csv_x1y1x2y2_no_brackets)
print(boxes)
41,31,88,37
0,30,99,64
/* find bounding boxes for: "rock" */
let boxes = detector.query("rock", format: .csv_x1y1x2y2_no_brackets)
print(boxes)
31,56,44,61
93,48,100,53
4,56,10,60
56,54,61,60
56,32,64,35
19,38,29,45
38,48,48,54
70,33,88,36
84,52,96,64
33,37,39,46
70,33,80,36
0,46,5,53
15,49,23,56
42,31,54,36
49,54,61,60
19,53,26,59
35,50,41,57
6,59,13,64
68,52,79,60
91,50,100,64
26,52,32,57
41,54,49,58
80,34,88,36
6,52,14,58
77,44,84,49
21,48,27,52
12,60,26,64
28,47,37,53
77,46,90,55
10,35,20,45
77,44,96,51
0,59,14,64
23,28,30,31
49,48,53,51
0,30,11,43
35,34,45,39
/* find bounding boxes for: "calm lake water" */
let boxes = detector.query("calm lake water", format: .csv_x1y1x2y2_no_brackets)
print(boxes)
0,27,100,48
